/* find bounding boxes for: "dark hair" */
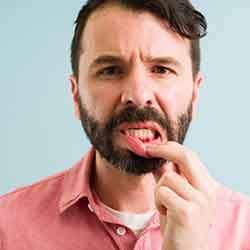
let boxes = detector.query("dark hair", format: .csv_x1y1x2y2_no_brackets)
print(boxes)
70,0,207,80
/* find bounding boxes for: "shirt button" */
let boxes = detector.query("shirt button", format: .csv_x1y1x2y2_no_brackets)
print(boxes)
88,203,94,212
116,226,126,236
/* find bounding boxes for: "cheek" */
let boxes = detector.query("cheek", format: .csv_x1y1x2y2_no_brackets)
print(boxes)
81,86,119,122
156,86,192,118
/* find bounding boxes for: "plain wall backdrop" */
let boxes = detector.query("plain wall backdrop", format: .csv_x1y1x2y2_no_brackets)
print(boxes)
1,1,250,196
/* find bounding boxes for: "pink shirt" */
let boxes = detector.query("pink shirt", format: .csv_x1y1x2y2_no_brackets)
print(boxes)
0,148,250,250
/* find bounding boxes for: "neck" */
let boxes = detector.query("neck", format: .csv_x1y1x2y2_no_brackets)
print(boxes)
93,150,157,213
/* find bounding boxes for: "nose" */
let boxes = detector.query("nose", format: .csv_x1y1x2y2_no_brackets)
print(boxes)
120,68,155,108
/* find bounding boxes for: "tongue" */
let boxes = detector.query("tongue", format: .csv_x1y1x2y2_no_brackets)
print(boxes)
126,135,151,158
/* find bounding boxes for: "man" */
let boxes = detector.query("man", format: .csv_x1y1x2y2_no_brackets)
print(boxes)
0,0,250,249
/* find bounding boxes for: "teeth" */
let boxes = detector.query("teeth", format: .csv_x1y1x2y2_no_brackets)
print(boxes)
125,129,155,140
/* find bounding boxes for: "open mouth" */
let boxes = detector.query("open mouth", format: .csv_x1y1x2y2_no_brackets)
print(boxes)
120,128,161,143
118,121,165,144
116,122,165,158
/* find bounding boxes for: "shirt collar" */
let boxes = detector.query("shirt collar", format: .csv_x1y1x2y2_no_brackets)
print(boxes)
59,148,96,213
58,147,161,228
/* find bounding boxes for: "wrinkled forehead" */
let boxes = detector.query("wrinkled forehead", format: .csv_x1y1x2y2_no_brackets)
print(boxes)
80,4,191,68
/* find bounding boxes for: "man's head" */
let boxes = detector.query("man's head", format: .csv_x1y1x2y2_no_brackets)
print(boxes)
71,0,207,81
69,0,207,175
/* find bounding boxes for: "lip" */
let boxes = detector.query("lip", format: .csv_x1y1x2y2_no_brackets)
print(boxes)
118,121,166,142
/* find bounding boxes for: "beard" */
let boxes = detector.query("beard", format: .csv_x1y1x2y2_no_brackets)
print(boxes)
78,97,192,176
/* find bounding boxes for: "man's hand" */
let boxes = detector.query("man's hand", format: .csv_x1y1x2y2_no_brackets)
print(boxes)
146,142,218,250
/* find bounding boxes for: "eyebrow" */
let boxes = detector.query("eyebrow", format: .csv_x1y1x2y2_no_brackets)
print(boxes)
89,55,124,70
89,54,182,70
145,56,182,69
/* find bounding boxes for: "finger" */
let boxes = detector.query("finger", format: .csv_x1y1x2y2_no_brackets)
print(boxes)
155,185,188,216
147,142,213,193
157,170,202,202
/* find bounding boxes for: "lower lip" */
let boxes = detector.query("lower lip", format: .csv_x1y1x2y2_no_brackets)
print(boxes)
119,132,162,158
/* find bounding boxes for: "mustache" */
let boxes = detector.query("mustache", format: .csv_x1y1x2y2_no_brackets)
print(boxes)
105,106,171,132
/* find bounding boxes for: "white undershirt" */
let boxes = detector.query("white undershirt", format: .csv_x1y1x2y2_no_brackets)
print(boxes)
101,202,156,235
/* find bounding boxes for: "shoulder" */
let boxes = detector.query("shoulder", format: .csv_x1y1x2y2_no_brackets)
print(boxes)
217,183,250,216
0,168,67,212
0,149,95,217
215,184,250,248
0,156,85,222
0,152,93,249
220,183,250,201
0,167,69,249
219,184,250,212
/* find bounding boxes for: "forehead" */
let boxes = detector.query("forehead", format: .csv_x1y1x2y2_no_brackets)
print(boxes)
80,4,191,67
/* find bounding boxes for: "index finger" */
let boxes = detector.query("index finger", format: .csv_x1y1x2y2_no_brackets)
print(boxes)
146,142,211,191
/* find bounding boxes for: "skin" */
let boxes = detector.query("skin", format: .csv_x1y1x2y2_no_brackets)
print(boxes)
69,4,218,250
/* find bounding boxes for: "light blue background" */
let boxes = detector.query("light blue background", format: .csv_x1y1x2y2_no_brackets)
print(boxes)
1,1,249,196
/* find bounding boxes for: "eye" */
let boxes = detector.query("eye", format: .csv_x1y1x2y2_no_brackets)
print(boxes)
152,65,171,74
97,66,124,78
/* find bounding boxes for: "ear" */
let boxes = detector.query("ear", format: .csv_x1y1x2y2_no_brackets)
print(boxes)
69,75,81,120
191,72,203,120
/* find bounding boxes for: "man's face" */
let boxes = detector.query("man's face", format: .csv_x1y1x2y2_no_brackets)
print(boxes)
70,4,202,175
